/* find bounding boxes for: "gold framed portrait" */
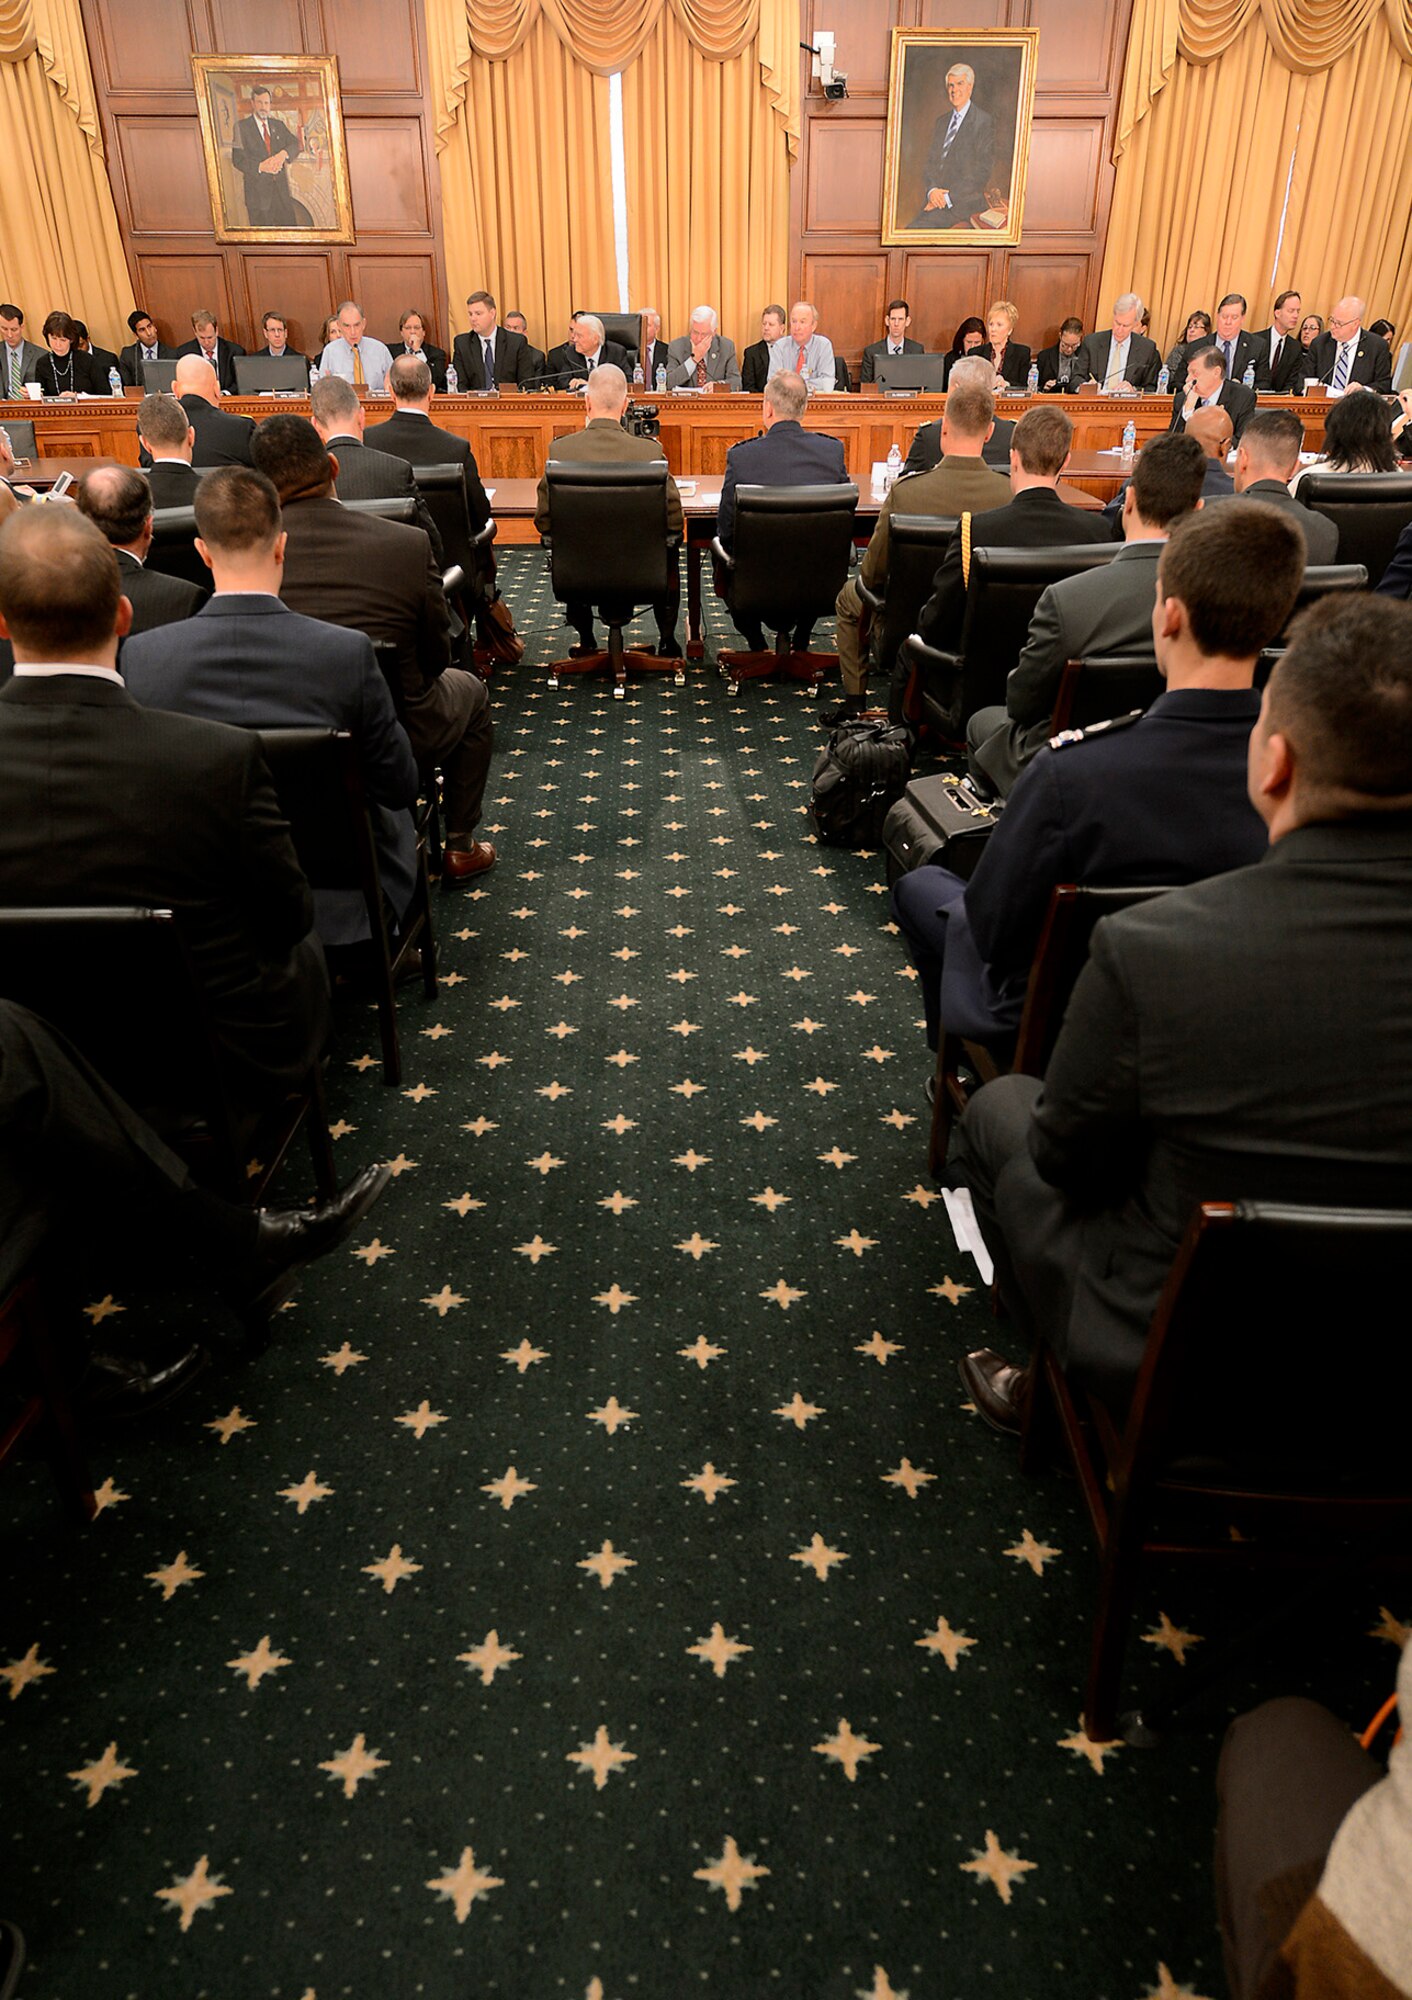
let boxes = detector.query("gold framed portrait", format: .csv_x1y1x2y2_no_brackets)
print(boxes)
881,29,1040,249
192,54,354,245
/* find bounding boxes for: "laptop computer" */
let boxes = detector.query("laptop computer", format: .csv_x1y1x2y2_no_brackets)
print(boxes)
140,359,179,393
234,354,309,394
875,354,949,393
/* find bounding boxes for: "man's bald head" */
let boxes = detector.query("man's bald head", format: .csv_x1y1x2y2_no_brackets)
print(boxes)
75,464,153,551
0,507,127,661
585,364,628,417
174,353,219,404
1186,404,1233,459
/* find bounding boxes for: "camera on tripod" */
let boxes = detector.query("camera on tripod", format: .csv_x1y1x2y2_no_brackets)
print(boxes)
622,401,661,441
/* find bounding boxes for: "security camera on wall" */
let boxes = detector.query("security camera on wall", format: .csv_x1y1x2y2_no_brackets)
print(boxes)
808,31,849,100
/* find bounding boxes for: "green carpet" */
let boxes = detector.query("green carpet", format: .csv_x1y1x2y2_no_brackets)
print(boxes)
2,550,1404,1999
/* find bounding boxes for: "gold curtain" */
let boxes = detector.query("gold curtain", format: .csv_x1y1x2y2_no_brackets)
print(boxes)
428,0,795,348
1104,0,1412,348
0,0,134,351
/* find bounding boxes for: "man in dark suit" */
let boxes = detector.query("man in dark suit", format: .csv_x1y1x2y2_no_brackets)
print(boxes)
954,580,1412,1429
452,291,533,390
249,310,308,376
1104,406,1234,529
902,355,1016,473
122,466,419,951
309,374,443,561
1197,293,1264,391
118,309,176,387
72,321,120,387
966,433,1208,797
1079,293,1162,393
251,414,496,884
0,303,44,398
387,310,449,393
1306,297,1394,394
740,307,785,395
533,364,683,656
917,404,1113,653
230,83,301,227
1169,345,1256,446
1231,409,1339,561
364,353,497,596
0,504,328,1114
638,309,670,386
1034,318,1088,392
174,356,257,467
665,306,741,390
74,465,207,633
1250,290,1306,393
136,390,203,509
543,315,631,390
714,372,849,651
176,312,247,396
860,300,924,385
503,312,544,381
1377,519,1412,599
909,62,994,227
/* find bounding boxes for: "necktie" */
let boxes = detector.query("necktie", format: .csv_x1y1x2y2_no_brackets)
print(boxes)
1272,335,1282,377
695,356,707,387
941,109,961,157
6,347,17,396
483,337,494,383
796,343,808,374
260,121,270,154
889,344,900,357
1332,340,1351,391
1104,338,1124,391
352,344,365,387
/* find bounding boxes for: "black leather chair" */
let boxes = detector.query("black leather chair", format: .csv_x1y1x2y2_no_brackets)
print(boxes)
1021,1199,1412,1741
1299,473,1412,588
0,905,335,1204
341,495,418,524
408,462,491,585
834,358,852,393
584,312,642,371
1049,654,1163,736
1285,560,1369,626
1,418,37,460
543,459,682,698
256,728,436,1088
898,544,1120,736
146,506,208,591
855,513,958,694
713,483,859,695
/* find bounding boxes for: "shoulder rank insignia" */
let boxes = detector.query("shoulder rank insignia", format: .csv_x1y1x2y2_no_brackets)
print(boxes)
1047,708,1144,751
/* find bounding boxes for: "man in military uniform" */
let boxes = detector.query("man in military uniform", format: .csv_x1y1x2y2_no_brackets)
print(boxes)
891,501,1306,1054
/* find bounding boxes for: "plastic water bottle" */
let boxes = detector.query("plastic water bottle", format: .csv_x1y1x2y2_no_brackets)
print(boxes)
445,361,458,396
1121,419,1136,465
1156,364,1170,395
655,363,667,392
885,442,902,491
309,364,319,389
1242,363,1256,389
108,366,123,397
632,360,644,387
1025,361,1038,395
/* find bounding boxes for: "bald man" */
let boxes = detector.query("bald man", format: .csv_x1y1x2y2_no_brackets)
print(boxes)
74,464,207,632
174,354,257,467
1306,297,1393,394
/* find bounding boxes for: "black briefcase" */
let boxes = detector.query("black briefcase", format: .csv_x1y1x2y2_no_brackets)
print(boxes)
882,772,1000,885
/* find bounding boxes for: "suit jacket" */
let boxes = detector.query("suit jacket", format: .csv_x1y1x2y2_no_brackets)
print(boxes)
1078,328,1162,392
716,418,848,550
1232,478,1339,562
1376,519,1412,599
0,673,323,1102
231,113,301,226
641,338,671,385
1101,452,1234,534
903,415,1017,477
145,459,203,510
972,540,1164,794
518,341,547,383
323,433,444,562
1,339,44,395
361,408,493,539
1168,378,1257,445
1026,812,1412,1400
988,342,1032,390
451,326,533,391
665,333,742,390
122,594,419,949
176,338,247,396
917,102,995,222
86,344,120,383
534,418,684,540
857,455,1010,594
386,341,448,393
1035,343,1087,393
1306,328,1393,394
859,337,924,385
1249,326,1306,394
1194,329,1264,390
542,340,630,387
179,393,257,468
27,349,107,397
740,340,771,395
114,547,206,634
918,486,1113,652
119,341,177,387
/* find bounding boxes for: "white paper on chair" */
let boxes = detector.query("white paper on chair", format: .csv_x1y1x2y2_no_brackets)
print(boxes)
942,1187,995,1286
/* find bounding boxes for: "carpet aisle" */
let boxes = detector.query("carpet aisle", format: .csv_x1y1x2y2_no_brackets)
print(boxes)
2,551,1404,1999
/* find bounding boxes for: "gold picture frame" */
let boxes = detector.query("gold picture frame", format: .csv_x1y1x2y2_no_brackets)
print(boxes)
192,53,354,245
881,29,1040,249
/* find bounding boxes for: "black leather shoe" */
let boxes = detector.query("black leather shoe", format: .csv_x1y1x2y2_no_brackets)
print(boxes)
241,1162,393,1318
653,637,683,659
84,1344,209,1422
820,695,865,726
959,1347,1031,1435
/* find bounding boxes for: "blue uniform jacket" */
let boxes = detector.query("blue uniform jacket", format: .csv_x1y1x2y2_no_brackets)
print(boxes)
716,419,849,550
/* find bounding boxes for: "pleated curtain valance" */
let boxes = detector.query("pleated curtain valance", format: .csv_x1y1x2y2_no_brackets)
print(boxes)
458,0,761,70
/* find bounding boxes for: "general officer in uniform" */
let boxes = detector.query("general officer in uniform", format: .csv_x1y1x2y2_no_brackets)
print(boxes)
891,502,1307,1058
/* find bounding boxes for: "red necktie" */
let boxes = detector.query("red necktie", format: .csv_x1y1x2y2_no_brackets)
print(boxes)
262,122,270,154
695,356,707,387
796,343,808,374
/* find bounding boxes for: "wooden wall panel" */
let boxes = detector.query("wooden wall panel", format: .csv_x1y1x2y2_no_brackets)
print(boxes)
792,0,1137,372
79,0,447,356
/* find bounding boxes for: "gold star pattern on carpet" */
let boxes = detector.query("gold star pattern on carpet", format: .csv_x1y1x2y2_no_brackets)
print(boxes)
457,1631,522,1686
682,1463,736,1505
319,1733,390,1799
502,1339,549,1372
916,1617,977,1672
396,1402,448,1438
146,1551,204,1600
1058,1725,1122,1774
68,1740,138,1807
791,1534,848,1582
1142,1613,1203,1664
226,1636,291,1690
425,1846,505,1923
578,1541,636,1589
693,1834,770,1913
813,1717,881,1781
959,1829,1038,1904
882,1459,935,1499
857,1332,902,1364
279,1471,333,1515
154,1855,234,1931
566,1724,637,1791
206,1406,256,1445
2,1645,55,1700
679,1336,724,1368
1005,1530,1062,1575
320,1343,367,1375
588,1396,638,1435
1143,1967,1215,2000
363,1546,422,1594
483,1466,537,1509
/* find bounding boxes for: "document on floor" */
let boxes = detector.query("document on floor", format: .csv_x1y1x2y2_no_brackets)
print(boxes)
942,1186,995,1285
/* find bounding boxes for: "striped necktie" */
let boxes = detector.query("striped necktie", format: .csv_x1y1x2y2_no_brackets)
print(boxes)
5,346,17,397
1331,340,1351,391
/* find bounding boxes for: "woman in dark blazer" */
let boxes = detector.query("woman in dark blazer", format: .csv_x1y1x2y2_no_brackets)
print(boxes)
29,311,107,396
942,316,987,386
984,300,1031,388
386,309,448,393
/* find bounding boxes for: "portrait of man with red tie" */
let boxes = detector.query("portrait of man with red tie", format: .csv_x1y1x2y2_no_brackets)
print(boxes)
194,56,355,244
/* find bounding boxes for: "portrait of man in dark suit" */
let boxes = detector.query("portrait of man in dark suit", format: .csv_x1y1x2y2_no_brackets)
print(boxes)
195,58,353,242
884,31,1038,249
231,84,302,227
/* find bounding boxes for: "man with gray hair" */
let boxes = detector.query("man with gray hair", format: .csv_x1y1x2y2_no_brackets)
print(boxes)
308,374,442,554
908,62,995,228
318,300,393,394
639,308,669,386
766,302,837,395
545,314,631,391
533,364,684,655
75,463,207,633
1079,292,1162,392
666,305,741,389
1306,296,1394,393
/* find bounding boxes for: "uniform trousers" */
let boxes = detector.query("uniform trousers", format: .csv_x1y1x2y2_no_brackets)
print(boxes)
403,666,493,841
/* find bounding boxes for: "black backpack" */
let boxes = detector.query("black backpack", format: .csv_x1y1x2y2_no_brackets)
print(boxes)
809,717,913,846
